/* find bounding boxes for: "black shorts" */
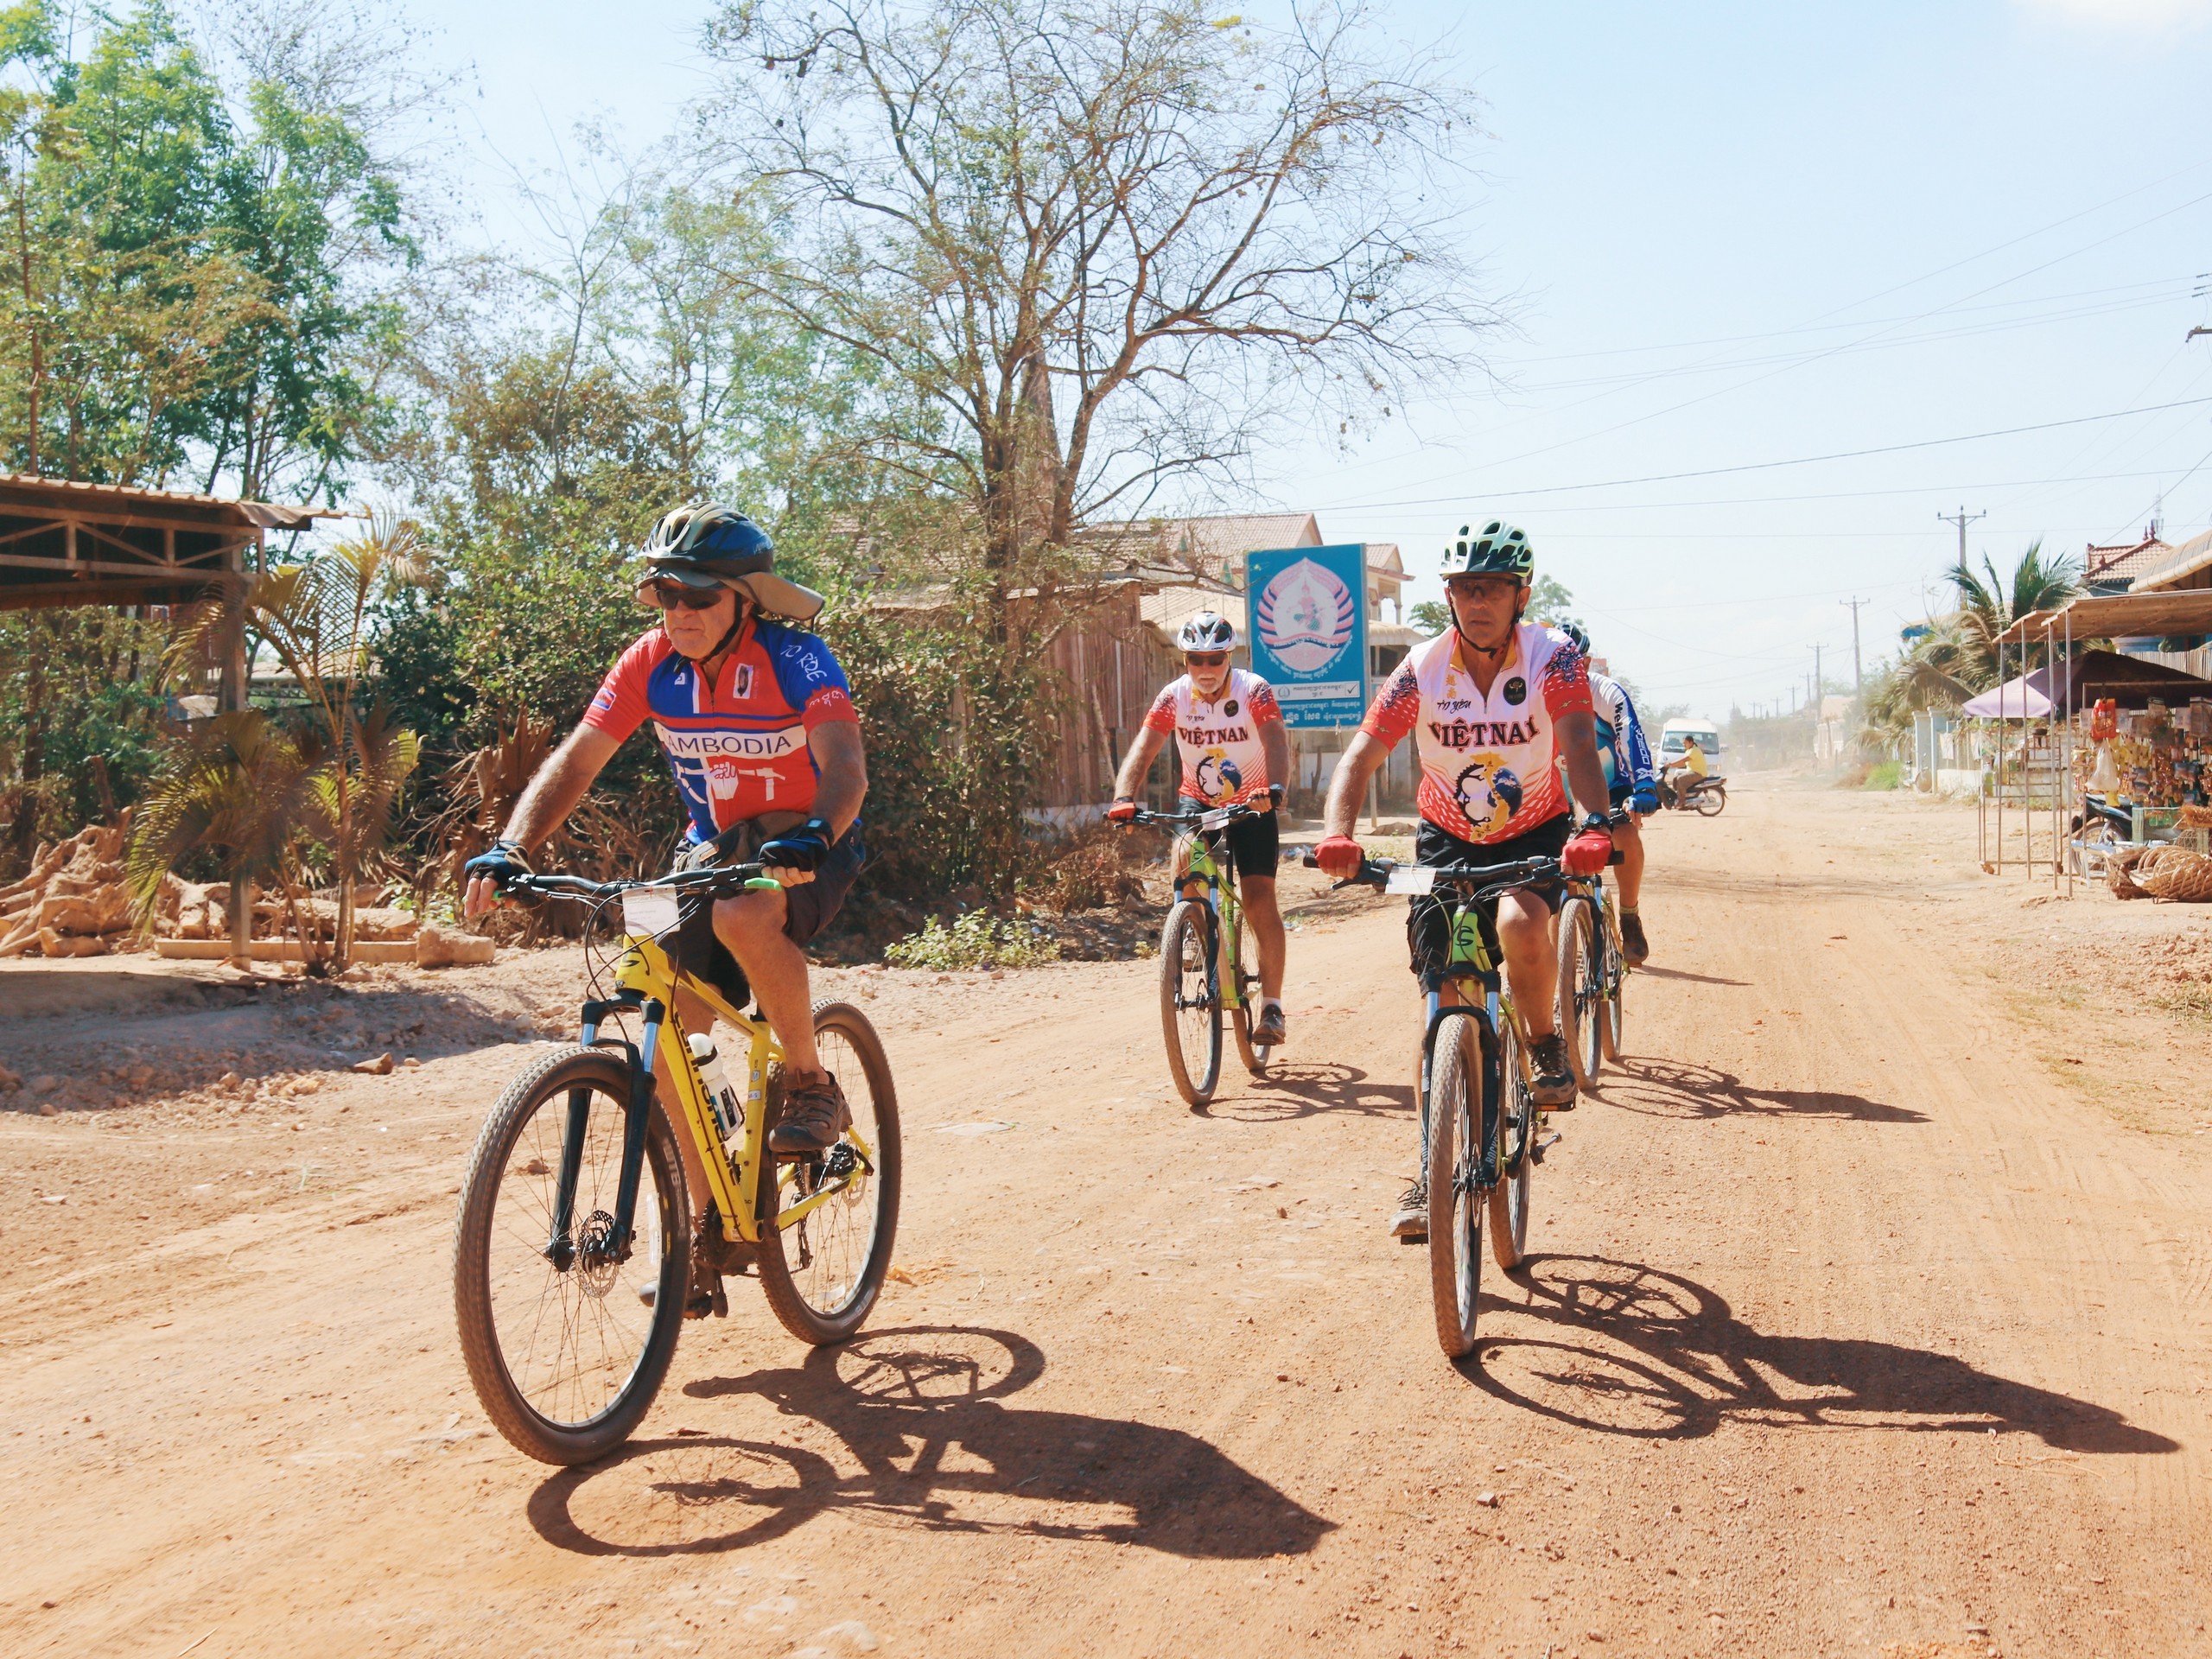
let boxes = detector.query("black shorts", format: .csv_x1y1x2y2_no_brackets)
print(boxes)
1220,808,1280,879
676,825,865,1008
1405,814,1570,984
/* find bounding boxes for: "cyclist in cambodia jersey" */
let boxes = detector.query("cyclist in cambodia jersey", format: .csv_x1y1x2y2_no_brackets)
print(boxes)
1580,646,1656,966
582,618,857,843
1360,620,1593,843
1141,667,1283,808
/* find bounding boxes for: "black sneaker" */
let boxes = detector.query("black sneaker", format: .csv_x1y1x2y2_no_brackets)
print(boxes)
1251,1004,1287,1046
769,1070,853,1154
1390,1180,1428,1242
1530,1034,1576,1108
1620,910,1649,968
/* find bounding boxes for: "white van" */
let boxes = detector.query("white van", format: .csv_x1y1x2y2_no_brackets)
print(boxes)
1658,719,1723,777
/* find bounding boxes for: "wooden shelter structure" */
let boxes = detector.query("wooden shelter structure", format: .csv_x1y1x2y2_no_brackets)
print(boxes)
1979,593,2212,888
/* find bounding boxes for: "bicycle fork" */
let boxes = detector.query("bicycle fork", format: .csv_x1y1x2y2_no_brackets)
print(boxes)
545,993,664,1268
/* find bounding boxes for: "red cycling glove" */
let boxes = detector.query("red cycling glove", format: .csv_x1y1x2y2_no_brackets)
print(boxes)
1315,834,1365,878
1106,798,1139,823
1561,828,1613,877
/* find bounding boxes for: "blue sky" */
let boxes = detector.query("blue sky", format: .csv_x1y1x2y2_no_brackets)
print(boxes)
429,0,2212,713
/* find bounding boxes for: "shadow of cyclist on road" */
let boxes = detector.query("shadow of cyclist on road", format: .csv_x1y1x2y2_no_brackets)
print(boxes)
1201,1059,1414,1123
1461,1255,2176,1455
526,1325,1333,1559
1596,1057,1927,1124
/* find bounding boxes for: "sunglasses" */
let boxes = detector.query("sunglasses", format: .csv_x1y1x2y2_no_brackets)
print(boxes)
1445,576,1520,598
637,578,729,613
1185,652,1229,668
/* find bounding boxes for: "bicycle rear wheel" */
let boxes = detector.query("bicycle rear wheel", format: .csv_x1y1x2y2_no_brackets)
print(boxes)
1425,1012,1485,1358
1599,902,1626,1064
1230,904,1272,1076
1556,894,1603,1090
1160,899,1222,1106
758,1002,903,1344
453,1046,688,1465
1489,1016,1535,1272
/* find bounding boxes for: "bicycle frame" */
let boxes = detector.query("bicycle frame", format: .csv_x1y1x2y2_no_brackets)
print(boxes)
550,907,874,1269
1417,894,1527,1191
1173,826,1252,1017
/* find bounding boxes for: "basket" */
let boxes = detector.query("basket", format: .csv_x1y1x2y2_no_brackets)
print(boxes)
2132,845,2212,904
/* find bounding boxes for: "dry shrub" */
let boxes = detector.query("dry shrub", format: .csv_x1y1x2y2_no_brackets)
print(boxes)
1024,822,1149,913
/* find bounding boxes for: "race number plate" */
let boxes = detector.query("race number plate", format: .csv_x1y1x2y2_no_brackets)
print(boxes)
1384,866,1436,896
620,887,681,938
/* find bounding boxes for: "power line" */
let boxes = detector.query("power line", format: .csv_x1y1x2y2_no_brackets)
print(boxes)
1310,396,2212,513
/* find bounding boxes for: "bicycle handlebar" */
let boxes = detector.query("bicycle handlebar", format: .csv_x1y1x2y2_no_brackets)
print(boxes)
1299,849,1562,894
1124,803,1267,831
495,862,772,904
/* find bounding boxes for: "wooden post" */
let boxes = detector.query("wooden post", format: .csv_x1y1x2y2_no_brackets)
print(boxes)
224,533,256,967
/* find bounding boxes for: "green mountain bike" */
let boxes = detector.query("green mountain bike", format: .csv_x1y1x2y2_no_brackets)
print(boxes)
1128,803,1273,1107
1554,809,1629,1091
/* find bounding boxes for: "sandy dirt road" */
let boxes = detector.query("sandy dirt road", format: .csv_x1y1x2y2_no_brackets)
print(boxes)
3,780,2208,1658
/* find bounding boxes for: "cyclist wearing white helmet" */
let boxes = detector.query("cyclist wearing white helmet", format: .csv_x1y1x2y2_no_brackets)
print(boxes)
1316,522,1616,1240
1109,610,1293,1046
464,504,869,1237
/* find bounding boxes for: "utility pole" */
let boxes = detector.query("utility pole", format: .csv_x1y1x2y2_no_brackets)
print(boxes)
1937,505,1986,569
1841,597,1867,705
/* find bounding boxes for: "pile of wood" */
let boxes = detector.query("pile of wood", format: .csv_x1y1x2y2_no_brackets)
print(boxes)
0,814,175,959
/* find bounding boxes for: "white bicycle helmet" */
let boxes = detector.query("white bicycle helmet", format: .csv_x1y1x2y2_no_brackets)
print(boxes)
1176,610,1237,652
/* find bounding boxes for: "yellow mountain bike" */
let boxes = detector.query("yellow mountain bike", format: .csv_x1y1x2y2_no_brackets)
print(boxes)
452,862,899,1465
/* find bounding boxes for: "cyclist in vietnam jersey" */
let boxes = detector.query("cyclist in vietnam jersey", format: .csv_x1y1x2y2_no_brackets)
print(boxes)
1561,623,1655,967
1108,611,1293,1046
462,504,868,1180
1313,521,1616,1240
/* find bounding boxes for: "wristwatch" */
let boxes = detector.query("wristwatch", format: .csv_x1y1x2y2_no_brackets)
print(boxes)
1579,812,1612,834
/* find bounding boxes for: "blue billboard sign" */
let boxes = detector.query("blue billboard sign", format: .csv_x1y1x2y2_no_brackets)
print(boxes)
1245,543,1368,728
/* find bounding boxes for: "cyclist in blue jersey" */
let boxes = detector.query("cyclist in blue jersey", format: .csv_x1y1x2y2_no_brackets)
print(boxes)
1561,625,1654,965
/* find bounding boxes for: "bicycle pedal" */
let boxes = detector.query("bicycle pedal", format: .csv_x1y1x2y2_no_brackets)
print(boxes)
1531,1131,1563,1163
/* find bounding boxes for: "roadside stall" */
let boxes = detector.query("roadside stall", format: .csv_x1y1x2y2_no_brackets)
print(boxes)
1987,594,2212,897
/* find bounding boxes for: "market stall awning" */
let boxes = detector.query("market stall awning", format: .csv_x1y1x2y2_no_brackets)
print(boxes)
1963,648,2212,717
0,473,337,613
1961,678,2051,718
1996,590,2212,646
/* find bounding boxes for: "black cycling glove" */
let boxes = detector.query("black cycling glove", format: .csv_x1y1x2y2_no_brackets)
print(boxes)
462,839,532,887
759,818,835,874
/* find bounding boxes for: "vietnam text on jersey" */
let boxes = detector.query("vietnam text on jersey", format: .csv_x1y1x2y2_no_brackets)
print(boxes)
1360,622,1593,843
582,620,858,841
1141,668,1282,807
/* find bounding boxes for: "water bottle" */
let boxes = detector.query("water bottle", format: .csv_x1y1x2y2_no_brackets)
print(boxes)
688,1033,742,1144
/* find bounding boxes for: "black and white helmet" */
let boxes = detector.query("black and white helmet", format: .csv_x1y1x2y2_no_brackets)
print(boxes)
1176,610,1237,652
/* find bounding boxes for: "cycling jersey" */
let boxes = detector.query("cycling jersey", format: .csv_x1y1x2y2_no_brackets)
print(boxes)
1361,623,1593,843
1588,671,1656,803
582,619,857,841
1142,668,1282,807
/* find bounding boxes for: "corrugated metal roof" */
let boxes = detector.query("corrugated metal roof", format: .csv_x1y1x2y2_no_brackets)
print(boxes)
0,471,334,530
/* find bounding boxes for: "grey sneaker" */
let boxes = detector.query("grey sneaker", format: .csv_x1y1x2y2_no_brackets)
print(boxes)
1390,1180,1428,1242
1619,910,1649,967
1251,1004,1286,1046
1530,1034,1576,1109
769,1070,853,1154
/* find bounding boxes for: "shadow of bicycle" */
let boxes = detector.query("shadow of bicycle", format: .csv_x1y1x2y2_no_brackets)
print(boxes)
526,1325,1334,1559
1594,1057,1926,1124
1464,1255,2177,1453
1201,1059,1414,1123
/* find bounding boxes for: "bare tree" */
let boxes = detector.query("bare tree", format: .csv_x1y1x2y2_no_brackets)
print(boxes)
701,0,1498,583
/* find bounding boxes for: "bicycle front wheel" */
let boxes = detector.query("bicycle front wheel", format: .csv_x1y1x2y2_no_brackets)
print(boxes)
1230,902,1272,1076
1490,1015,1535,1273
1425,1012,1485,1358
1160,899,1222,1106
1557,895,1603,1091
758,1001,902,1344
453,1046,689,1465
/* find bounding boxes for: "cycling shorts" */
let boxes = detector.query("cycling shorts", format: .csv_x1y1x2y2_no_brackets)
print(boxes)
1405,812,1570,985
677,826,865,1008
1218,809,1280,878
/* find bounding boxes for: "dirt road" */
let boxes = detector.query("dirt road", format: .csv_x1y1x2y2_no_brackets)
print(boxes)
3,780,2208,1658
